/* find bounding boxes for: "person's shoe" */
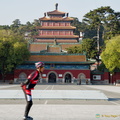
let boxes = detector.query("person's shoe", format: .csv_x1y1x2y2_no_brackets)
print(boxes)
23,116,27,120
23,116,33,120
27,116,33,120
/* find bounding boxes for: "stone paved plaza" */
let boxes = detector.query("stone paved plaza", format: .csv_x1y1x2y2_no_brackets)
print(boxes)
0,84,120,120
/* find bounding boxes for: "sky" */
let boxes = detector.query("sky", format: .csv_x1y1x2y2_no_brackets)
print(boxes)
0,0,120,25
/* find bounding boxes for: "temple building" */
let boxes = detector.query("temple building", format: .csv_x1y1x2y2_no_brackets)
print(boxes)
14,3,94,84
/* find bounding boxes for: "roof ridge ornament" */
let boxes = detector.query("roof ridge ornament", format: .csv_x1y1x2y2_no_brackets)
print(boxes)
67,13,69,17
54,36,57,45
55,3,58,10
44,13,46,17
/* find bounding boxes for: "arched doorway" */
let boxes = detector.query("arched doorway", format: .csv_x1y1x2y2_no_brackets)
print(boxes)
65,73,71,83
18,72,27,82
78,73,86,85
48,73,56,83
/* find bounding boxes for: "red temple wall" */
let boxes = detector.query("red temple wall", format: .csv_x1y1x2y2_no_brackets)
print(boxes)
0,73,14,81
14,69,91,79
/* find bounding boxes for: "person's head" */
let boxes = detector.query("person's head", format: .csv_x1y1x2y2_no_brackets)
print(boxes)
35,62,45,73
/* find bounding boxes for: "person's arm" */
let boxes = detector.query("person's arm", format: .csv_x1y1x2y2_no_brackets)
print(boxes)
23,79,30,85
20,79,29,87
20,72,34,87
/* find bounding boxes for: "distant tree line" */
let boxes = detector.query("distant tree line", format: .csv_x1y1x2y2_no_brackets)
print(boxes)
0,19,40,37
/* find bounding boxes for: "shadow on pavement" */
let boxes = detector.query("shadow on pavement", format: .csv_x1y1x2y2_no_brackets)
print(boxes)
108,98,120,101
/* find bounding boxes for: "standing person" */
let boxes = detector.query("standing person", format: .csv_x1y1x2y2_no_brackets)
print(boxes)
21,62,45,120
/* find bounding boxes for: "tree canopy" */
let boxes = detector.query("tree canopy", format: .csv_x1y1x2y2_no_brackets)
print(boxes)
101,35,120,72
66,38,98,59
83,6,120,46
66,45,82,54
82,38,97,59
0,30,30,81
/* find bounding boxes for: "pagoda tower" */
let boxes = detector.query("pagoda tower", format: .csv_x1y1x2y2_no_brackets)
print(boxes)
29,3,80,53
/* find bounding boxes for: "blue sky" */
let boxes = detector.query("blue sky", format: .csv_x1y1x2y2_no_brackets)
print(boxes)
0,0,120,25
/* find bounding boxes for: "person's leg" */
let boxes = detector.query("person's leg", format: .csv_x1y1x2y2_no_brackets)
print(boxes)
24,95,33,117
22,88,33,119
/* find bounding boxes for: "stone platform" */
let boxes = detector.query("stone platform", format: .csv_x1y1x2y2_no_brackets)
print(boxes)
0,90,108,100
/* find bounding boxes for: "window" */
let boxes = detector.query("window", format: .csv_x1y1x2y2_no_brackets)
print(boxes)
65,22,70,26
49,22,53,26
60,22,65,26
53,30,59,35
43,22,48,26
47,30,52,35
54,22,59,26
93,75,101,80
70,31,73,35
59,31,65,35
42,30,47,35
66,31,70,35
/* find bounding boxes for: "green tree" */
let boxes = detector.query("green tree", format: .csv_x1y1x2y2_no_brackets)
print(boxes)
0,30,30,81
12,19,21,26
101,35,120,72
104,12,120,39
71,17,81,35
66,39,97,59
83,6,115,47
33,19,41,26
82,38,97,59
0,25,10,30
66,45,82,54
19,21,39,36
10,19,21,33
71,17,97,39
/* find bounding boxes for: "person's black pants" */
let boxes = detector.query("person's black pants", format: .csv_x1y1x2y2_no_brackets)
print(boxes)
22,88,33,117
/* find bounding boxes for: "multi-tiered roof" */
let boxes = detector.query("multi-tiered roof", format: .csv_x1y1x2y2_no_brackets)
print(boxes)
29,3,80,53
34,3,79,43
